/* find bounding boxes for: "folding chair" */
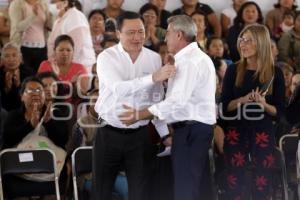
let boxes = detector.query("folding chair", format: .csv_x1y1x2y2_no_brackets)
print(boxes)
279,134,298,199
0,148,61,200
272,147,289,200
72,146,93,200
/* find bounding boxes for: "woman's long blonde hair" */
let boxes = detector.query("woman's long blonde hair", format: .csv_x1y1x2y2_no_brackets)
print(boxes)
235,24,274,94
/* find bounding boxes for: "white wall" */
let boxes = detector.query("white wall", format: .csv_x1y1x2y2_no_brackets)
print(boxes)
98,0,300,18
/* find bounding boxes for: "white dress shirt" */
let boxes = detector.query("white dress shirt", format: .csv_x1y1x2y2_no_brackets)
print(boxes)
148,42,217,125
95,43,168,137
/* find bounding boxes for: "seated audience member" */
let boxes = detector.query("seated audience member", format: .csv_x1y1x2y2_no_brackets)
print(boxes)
226,1,264,62
39,34,89,96
191,10,207,50
278,11,300,70
206,37,233,66
149,0,171,29
273,10,295,40
221,0,246,37
140,3,166,51
172,0,221,37
2,76,68,149
67,89,128,200
211,57,228,86
0,43,34,111
36,71,72,122
286,73,300,136
47,0,95,70
277,61,294,103
88,9,107,55
102,0,125,20
265,0,297,40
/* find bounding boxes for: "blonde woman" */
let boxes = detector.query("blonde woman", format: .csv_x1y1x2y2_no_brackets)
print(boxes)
221,24,285,199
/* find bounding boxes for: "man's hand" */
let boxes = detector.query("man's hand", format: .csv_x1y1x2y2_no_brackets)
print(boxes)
119,105,139,126
152,64,176,83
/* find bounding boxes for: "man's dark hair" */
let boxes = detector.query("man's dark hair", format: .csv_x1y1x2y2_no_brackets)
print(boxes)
116,11,141,31
19,76,44,95
54,34,74,50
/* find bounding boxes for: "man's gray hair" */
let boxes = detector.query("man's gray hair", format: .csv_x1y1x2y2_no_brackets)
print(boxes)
1,42,22,60
167,15,197,42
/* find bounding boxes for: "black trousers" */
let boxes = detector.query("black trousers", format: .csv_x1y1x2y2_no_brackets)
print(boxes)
21,46,47,73
172,121,213,200
92,125,155,200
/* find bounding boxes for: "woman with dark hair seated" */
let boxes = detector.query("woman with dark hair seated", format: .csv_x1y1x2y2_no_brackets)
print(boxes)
88,9,107,55
226,1,264,62
0,43,34,111
38,34,89,93
38,34,89,117
3,76,68,149
139,3,166,51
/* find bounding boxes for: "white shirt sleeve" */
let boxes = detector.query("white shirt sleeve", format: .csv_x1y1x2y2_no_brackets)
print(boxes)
149,79,169,137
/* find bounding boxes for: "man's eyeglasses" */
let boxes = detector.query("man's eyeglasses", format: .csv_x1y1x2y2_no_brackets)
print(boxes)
24,88,44,94
238,37,254,45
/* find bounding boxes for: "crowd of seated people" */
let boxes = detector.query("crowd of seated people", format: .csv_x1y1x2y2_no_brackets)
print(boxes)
0,0,300,199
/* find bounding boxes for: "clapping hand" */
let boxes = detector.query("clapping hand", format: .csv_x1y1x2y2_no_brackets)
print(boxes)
30,103,41,128
4,72,13,92
250,87,266,104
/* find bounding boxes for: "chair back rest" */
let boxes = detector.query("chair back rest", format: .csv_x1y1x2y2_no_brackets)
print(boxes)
72,146,93,177
279,134,298,155
0,149,55,175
